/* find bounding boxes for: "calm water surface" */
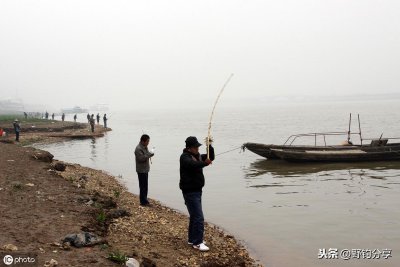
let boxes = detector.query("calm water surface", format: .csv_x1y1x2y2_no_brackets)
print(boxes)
35,101,400,267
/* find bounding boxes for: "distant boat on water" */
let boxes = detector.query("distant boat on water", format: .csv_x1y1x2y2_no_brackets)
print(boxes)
61,106,88,114
90,103,109,112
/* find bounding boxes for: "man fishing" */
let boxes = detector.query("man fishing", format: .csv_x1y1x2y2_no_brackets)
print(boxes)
179,136,214,252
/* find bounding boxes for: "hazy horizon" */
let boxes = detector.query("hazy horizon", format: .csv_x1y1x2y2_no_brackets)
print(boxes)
1,0,400,110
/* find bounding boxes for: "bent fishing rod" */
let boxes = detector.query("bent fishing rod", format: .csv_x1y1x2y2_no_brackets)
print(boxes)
207,73,234,160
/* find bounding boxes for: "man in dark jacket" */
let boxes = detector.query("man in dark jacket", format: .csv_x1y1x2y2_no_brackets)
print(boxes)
13,119,21,142
103,114,108,128
135,134,154,206
179,136,214,252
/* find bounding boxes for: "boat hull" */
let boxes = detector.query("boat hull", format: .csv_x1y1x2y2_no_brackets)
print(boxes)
243,142,360,160
271,146,400,162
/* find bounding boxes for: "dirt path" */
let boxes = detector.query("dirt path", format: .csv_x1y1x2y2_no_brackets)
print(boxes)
0,143,115,266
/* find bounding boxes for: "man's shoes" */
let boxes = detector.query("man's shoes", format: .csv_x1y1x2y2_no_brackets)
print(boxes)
140,202,151,207
193,243,209,252
188,241,206,246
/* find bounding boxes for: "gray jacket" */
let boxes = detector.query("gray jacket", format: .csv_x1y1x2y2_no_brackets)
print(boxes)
135,143,154,173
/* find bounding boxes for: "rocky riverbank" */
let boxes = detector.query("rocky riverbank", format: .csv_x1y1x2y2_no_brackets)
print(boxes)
0,123,262,266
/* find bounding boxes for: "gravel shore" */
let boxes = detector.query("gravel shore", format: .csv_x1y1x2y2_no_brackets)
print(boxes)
0,120,262,266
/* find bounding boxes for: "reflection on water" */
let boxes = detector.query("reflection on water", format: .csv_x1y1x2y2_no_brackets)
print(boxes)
242,158,400,266
90,138,96,161
244,159,400,198
245,159,400,178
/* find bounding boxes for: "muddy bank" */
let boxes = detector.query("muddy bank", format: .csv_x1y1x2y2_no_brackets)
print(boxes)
0,142,262,266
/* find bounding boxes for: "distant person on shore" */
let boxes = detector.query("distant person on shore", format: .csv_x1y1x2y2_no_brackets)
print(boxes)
74,114,77,122
96,113,100,124
87,113,90,123
13,119,21,142
45,111,49,120
103,114,108,128
134,134,155,206
179,136,214,252
23,112,27,119
89,114,95,132
51,113,55,120
61,113,65,122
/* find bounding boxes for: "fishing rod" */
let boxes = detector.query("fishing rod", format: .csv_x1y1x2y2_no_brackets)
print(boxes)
207,73,234,160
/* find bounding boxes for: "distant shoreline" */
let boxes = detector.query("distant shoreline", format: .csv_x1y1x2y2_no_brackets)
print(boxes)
0,117,111,146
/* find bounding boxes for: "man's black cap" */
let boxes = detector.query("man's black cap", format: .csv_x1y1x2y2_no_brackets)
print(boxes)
185,136,202,148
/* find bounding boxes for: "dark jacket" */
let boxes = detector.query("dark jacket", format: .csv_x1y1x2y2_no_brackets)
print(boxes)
179,145,215,193
13,122,21,133
135,143,154,173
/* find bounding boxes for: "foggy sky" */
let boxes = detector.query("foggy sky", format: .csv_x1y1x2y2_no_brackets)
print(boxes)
1,0,400,110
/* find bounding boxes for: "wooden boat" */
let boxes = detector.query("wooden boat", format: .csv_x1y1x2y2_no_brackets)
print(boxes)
244,114,400,162
271,143,400,162
242,142,360,160
245,140,400,162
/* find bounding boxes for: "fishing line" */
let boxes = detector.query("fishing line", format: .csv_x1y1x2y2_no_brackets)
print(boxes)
216,146,243,156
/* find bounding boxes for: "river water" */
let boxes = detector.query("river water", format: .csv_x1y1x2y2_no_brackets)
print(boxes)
35,100,400,267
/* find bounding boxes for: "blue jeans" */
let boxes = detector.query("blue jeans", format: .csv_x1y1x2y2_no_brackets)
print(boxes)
137,173,149,205
183,191,204,245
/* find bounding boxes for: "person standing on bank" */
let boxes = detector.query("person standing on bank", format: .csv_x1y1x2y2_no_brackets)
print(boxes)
89,114,95,133
103,114,108,128
13,119,21,142
135,134,155,206
179,136,215,252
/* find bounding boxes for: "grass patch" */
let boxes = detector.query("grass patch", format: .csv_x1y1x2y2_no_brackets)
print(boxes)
107,251,128,265
96,210,106,224
12,183,23,190
0,114,43,123
113,190,121,198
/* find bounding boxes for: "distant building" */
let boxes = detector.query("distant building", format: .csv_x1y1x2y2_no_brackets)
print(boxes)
0,98,25,114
